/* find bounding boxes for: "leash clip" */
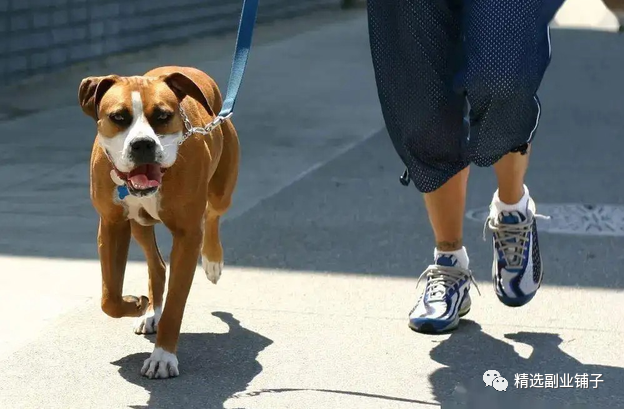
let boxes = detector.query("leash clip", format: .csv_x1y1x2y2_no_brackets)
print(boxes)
176,106,234,146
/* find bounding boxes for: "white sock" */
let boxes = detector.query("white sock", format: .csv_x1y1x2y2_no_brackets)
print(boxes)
434,246,469,269
491,185,530,216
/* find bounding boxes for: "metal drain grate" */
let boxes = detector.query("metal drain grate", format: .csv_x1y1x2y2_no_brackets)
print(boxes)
466,204,624,237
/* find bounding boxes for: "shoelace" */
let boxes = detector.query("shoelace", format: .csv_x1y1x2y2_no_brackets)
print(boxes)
483,212,550,268
415,264,481,302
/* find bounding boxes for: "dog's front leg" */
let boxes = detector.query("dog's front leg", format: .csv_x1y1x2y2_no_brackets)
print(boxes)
141,226,202,379
99,218,150,318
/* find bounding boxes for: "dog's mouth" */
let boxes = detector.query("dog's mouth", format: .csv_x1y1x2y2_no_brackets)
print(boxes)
117,164,166,193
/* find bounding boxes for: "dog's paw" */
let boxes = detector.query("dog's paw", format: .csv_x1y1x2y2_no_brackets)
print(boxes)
140,347,179,379
133,306,162,334
202,256,223,284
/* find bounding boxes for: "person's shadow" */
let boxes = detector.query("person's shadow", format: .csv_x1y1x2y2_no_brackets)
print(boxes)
112,311,273,409
430,320,624,409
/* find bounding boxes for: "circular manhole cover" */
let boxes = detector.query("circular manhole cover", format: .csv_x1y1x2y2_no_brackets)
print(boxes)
466,204,624,237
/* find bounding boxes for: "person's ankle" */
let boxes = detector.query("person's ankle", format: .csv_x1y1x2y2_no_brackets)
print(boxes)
497,186,525,205
434,246,469,269
492,185,530,215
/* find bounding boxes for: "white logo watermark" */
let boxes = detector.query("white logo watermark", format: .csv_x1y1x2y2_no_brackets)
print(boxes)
484,370,604,391
483,370,508,392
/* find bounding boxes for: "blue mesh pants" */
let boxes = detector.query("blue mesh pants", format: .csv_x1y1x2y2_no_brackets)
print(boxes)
367,0,566,193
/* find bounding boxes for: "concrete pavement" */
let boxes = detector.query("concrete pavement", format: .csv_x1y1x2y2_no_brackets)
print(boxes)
1,3,623,409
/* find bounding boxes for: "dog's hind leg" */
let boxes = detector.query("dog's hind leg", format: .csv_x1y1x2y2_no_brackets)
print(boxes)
202,119,240,284
99,218,150,319
131,221,167,334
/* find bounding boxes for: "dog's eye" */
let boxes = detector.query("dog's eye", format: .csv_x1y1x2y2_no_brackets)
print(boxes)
109,111,131,125
154,110,173,123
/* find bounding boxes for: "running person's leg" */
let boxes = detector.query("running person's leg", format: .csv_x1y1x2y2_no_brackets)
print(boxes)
462,0,566,306
367,0,476,333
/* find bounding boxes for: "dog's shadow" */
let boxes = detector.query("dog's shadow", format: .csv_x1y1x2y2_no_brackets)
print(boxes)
112,311,273,409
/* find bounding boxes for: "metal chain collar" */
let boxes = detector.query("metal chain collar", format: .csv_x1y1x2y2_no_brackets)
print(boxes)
175,105,232,146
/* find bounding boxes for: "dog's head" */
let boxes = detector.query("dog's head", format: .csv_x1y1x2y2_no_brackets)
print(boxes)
78,72,213,196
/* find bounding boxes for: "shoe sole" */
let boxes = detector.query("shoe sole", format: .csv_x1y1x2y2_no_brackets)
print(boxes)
496,292,536,307
492,257,544,308
408,305,471,334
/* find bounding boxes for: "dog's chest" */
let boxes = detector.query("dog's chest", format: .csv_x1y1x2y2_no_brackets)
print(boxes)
120,193,161,226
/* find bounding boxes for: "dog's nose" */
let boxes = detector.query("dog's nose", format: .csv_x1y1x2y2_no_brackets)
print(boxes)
131,138,156,153
129,138,156,164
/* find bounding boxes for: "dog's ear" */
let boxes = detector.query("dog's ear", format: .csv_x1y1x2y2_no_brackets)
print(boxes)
162,72,216,116
78,75,119,119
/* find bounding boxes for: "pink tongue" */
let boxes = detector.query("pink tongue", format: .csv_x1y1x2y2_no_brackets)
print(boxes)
129,174,160,190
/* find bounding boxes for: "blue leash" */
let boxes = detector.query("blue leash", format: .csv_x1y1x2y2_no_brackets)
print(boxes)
218,0,259,119
173,0,259,145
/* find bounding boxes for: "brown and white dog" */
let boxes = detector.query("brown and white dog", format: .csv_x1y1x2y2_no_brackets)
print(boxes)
78,66,239,379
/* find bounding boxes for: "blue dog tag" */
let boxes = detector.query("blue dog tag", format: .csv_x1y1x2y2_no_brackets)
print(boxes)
118,185,129,200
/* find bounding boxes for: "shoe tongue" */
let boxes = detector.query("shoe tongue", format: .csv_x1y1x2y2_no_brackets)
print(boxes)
498,210,526,225
434,254,458,267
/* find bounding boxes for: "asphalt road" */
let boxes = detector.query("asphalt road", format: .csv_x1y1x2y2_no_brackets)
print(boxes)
0,2,623,409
